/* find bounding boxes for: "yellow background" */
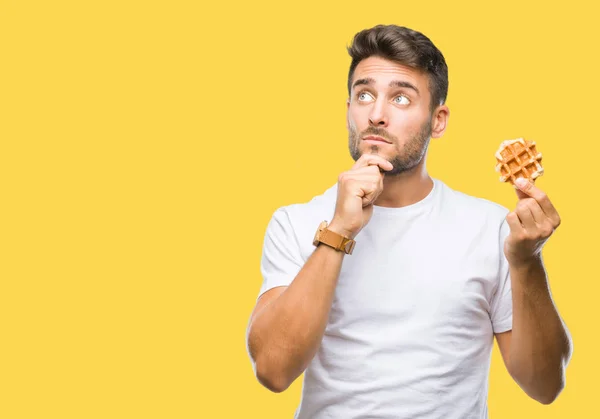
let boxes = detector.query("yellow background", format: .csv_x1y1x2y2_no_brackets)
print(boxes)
1,0,597,417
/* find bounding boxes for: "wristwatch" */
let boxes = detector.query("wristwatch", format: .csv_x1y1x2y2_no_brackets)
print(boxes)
312,221,356,255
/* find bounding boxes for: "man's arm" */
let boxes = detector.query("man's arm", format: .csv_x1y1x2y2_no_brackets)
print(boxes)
497,178,573,404
246,154,392,393
246,239,345,393
495,257,573,404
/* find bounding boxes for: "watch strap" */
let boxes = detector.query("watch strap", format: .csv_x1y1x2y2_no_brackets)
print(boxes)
314,222,355,255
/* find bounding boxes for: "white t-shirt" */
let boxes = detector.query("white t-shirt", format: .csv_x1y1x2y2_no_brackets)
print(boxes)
257,178,513,419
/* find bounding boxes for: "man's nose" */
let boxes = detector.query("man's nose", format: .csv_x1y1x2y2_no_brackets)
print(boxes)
368,101,388,127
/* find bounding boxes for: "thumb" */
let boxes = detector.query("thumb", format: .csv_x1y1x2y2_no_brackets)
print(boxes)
514,177,532,200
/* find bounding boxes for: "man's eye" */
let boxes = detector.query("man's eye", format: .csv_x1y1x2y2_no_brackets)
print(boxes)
394,95,410,105
358,92,373,102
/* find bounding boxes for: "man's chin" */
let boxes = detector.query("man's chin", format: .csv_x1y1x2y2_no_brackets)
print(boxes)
359,147,395,162
349,143,396,164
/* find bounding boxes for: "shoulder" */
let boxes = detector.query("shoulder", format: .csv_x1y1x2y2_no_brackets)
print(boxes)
264,184,338,260
269,183,338,233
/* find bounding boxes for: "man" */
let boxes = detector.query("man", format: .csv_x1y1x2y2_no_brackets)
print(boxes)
245,25,572,418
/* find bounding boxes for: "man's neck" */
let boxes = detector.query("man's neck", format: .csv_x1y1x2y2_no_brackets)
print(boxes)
373,165,433,208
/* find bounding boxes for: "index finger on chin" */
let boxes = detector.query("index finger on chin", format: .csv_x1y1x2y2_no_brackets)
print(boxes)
352,154,393,172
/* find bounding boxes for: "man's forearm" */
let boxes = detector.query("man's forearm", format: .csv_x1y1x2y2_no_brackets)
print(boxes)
248,244,344,392
508,255,573,404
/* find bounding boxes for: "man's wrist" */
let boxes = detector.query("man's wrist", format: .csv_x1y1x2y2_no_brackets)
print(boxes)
326,221,356,240
508,253,544,273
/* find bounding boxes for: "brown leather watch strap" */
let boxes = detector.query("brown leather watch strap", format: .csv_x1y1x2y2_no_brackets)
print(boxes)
313,221,355,255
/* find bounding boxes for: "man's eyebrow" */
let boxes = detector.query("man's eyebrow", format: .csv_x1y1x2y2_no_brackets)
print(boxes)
389,80,419,95
352,78,375,89
352,77,420,95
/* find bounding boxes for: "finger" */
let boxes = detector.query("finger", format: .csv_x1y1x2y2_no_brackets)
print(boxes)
515,188,529,201
515,201,537,230
350,165,385,176
352,154,393,172
348,174,384,201
360,180,383,205
514,178,558,220
341,170,384,191
523,198,546,225
353,156,392,173
339,169,383,192
355,169,384,195
340,170,382,188
506,211,525,234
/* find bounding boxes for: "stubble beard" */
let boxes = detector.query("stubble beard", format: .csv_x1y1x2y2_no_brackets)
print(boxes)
348,119,433,176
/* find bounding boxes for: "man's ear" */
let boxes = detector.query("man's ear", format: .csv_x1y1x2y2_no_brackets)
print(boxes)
431,105,450,139
346,99,351,131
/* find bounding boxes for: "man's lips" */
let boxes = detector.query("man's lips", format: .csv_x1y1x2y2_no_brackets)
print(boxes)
363,135,391,144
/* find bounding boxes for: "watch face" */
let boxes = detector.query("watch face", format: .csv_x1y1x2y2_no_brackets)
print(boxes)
313,221,327,246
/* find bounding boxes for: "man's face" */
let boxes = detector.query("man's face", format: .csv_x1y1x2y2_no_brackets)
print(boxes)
347,56,436,175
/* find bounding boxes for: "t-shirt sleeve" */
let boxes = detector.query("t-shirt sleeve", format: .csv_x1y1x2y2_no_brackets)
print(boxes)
490,217,513,333
257,208,304,301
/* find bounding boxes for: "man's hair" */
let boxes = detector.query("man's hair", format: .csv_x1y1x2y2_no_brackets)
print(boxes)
347,25,448,112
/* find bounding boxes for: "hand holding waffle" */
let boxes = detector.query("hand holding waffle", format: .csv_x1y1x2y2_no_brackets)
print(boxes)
496,138,562,267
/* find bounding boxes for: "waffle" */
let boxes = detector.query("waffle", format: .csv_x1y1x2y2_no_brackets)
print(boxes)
495,138,543,185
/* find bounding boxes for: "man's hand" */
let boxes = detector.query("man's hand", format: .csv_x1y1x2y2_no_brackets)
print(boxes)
328,154,393,239
504,178,562,268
